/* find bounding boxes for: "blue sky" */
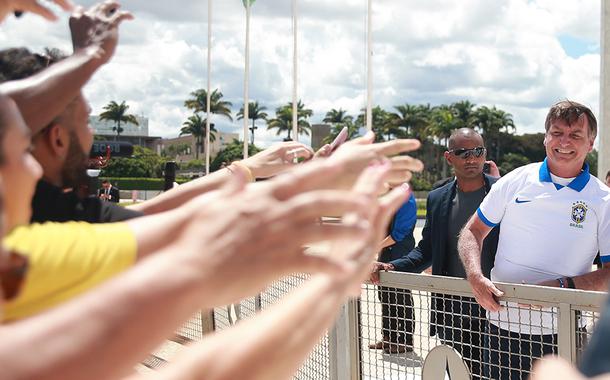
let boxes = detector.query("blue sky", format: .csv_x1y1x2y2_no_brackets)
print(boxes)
0,0,602,147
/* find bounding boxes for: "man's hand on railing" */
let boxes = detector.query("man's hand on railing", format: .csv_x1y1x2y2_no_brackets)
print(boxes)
370,262,394,285
467,273,504,312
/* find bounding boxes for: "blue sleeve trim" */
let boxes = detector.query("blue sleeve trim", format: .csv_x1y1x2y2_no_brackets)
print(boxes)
600,255,610,264
477,208,497,228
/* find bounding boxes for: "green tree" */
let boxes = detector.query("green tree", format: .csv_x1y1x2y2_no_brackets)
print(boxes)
237,101,268,145
356,106,393,142
322,109,357,144
101,146,164,178
473,106,515,161
498,153,530,175
451,100,476,128
323,108,353,125
391,103,430,141
99,100,139,140
267,100,313,141
184,88,233,122
211,139,262,171
180,114,217,160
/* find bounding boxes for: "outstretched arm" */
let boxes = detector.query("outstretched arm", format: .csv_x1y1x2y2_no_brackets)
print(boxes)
149,161,407,380
0,1,132,133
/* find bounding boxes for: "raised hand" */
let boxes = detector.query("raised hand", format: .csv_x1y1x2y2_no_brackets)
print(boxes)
69,1,133,64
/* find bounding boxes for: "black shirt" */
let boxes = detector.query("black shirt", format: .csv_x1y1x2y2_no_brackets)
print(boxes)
31,180,143,224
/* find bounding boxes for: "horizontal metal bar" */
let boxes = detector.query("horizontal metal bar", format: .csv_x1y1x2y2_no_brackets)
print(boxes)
373,271,606,310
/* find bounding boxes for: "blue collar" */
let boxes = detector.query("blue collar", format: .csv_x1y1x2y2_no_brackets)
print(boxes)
539,158,590,192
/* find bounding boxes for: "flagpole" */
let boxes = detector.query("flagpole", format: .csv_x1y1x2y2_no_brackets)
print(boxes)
205,0,212,174
243,1,251,158
292,0,298,141
366,0,373,131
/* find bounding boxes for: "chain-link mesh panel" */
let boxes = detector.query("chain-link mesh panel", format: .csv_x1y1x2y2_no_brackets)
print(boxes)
176,312,205,342
212,274,330,380
358,273,605,380
575,309,600,363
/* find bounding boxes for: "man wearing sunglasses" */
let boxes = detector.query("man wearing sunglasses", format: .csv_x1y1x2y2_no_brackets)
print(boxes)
370,128,499,379
459,100,610,380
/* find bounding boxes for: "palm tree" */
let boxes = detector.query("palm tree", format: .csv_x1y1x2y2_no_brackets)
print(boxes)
323,108,352,125
473,105,515,161
451,100,476,128
392,103,431,141
237,101,268,145
180,114,217,160
356,106,393,142
184,89,233,122
267,100,313,141
99,101,139,140
322,109,357,144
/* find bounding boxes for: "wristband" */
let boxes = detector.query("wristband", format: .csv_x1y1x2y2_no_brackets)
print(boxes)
557,277,566,288
229,161,255,183
566,276,576,289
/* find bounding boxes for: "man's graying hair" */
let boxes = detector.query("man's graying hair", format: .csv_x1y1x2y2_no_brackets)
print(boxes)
545,100,597,140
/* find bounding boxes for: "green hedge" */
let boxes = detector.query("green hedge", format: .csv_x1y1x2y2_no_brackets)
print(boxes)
101,177,190,191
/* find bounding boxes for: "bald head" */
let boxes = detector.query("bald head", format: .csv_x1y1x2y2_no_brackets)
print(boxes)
448,128,484,150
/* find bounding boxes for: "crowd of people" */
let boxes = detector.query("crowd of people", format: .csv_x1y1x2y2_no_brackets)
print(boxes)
2,1,610,380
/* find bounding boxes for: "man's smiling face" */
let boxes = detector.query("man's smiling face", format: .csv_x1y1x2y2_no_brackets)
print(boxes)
543,116,594,178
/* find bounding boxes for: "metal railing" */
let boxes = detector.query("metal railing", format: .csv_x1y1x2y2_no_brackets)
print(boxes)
354,271,606,380
148,271,606,380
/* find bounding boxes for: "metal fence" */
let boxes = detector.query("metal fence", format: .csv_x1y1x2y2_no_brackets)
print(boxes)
146,271,607,380
356,271,606,380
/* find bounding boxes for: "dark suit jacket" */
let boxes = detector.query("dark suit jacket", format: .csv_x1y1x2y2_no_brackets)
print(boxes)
389,174,500,334
98,186,120,203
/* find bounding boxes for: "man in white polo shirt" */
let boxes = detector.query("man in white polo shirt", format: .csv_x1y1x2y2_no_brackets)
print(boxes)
458,100,610,380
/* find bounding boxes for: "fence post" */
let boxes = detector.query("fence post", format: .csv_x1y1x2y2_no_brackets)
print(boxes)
201,310,216,335
329,299,361,380
557,302,575,363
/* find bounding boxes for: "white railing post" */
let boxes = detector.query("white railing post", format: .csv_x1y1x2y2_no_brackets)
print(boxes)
329,299,361,380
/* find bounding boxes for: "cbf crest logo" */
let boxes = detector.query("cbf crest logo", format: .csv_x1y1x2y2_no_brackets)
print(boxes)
570,201,588,228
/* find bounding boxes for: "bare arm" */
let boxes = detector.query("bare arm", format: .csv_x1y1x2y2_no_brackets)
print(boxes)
147,158,408,380
0,1,132,134
537,263,610,291
379,235,396,250
458,214,504,311
128,142,314,215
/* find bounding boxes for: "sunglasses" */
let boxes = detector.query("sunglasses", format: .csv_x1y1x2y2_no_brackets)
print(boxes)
0,250,29,301
448,146,486,159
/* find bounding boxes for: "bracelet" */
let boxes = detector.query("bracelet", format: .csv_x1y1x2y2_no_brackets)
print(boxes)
557,277,566,288
566,276,576,289
229,161,255,183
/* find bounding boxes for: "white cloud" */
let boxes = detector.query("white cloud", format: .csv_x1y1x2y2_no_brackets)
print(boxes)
0,0,602,148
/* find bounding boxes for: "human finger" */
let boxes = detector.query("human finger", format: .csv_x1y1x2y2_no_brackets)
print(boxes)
52,0,74,11
370,267,380,284
269,160,343,200
285,146,313,161
374,185,411,241
370,139,422,157
109,9,133,24
276,191,371,223
390,155,424,172
288,221,372,248
386,169,413,186
98,0,120,16
21,1,57,20
347,130,375,146
314,144,331,159
352,160,392,198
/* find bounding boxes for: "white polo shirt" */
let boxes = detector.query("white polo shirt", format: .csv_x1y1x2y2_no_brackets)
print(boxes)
477,159,610,335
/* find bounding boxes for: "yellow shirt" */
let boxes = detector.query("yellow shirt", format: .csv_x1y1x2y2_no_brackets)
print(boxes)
2,222,137,321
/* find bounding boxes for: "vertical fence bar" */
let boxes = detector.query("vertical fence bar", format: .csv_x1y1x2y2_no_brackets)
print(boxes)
558,303,574,361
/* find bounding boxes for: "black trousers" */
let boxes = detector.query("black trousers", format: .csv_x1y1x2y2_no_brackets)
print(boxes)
377,286,414,345
433,296,486,379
